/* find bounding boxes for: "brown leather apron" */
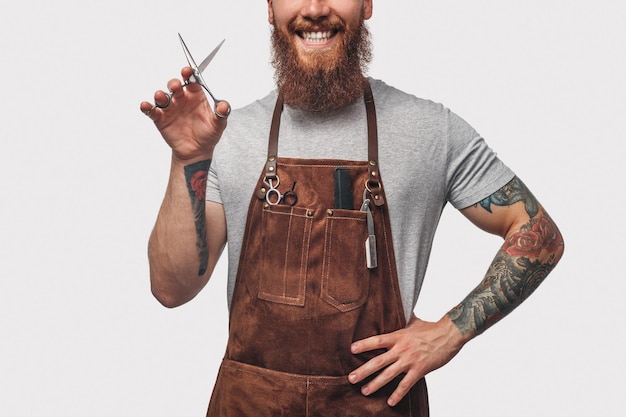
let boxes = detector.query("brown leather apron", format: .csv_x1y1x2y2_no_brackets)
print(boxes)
207,81,428,417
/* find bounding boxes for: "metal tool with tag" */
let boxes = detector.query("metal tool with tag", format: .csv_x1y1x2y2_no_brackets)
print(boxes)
360,192,377,269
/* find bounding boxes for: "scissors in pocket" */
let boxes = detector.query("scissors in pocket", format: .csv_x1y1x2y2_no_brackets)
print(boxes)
178,33,230,118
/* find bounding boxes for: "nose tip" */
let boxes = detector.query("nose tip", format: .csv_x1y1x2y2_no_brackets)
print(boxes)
301,0,330,20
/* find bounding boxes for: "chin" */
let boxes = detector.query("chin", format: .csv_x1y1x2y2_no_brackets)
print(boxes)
295,47,341,72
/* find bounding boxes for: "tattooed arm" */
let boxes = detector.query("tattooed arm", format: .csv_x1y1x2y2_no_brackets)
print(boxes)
148,156,227,308
349,176,564,407
451,176,564,337
142,67,229,308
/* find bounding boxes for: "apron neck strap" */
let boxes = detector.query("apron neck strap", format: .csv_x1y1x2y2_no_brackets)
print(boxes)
265,78,384,206
363,79,384,206
265,91,284,182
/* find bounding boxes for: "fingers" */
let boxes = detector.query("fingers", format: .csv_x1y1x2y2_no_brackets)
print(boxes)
386,372,421,407
214,100,231,120
181,66,195,83
139,67,193,121
349,332,425,407
350,333,389,357
349,348,419,407
167,78,183,96
349,334,395,390
140,68,231,123
179,66,203,93
140,66,229,160
139,85,176,119
348,345,397,390
139,100,156,117
154,90,173,109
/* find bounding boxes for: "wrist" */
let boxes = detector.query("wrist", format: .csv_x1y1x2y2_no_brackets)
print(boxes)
171,147,215,166
439,314,472,347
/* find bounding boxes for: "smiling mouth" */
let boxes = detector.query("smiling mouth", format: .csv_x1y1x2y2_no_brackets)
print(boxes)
298,30,337,43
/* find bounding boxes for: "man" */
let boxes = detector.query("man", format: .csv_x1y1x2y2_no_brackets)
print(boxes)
140,1,564,415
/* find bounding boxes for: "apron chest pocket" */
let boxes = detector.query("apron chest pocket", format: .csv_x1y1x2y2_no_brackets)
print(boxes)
320,210,371,312
258,205,313,306
258,206,371,312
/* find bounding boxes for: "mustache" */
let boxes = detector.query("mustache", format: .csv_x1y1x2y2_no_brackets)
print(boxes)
287,15,347,33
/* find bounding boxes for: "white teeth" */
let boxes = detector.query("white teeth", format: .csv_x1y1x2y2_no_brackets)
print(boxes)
302,31,332,42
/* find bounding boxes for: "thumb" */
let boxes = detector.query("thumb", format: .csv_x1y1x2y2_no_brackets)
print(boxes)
214,100,231,122
207,100,231,142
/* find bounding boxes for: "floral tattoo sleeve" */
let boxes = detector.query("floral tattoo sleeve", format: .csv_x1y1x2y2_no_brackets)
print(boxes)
184,159,211,276
448,177,564,336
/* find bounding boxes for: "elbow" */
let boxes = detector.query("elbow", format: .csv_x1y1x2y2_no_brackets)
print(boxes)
148,256,212,308
554,233,565,266
152,288,187,309
546,220,565,267
150,276,195,308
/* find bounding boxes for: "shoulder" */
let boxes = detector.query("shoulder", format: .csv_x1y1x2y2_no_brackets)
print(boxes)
228,90,279,128
369,78,476,142
368,78,471,136
368,78,448,117
217,90,278,153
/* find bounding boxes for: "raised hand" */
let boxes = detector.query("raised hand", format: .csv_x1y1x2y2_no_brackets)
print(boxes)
140,66,230,162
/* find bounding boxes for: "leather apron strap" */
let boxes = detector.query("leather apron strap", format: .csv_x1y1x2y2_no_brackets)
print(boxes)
259,79,385,206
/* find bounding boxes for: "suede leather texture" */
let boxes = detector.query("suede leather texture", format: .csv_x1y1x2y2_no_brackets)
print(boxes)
206,158,428,416
208,359,428,417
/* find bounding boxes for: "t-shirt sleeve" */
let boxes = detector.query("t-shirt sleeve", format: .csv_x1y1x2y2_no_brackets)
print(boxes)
445,110,515,209
205,156,223,205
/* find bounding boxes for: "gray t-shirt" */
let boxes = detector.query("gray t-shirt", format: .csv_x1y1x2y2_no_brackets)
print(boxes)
207,78,514,320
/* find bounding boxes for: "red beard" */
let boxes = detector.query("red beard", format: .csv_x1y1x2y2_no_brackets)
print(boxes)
270,13,372,112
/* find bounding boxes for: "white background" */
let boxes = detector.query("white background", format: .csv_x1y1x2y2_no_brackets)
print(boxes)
1,1,624,415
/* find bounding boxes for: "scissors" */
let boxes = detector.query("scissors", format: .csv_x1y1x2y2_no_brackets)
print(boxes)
178,33,230,118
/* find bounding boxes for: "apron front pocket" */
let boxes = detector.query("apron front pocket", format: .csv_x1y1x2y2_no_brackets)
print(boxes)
321,209,371,312
258,205,313,306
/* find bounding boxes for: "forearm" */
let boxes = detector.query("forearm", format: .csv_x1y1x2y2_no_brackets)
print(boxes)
148,155,218,307
448,206,564,339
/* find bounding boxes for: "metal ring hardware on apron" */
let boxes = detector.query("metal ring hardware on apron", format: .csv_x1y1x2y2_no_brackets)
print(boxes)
206,80,429,417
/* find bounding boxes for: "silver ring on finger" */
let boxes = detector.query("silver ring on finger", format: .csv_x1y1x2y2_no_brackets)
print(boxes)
214,102,231,119
184,74,199,86
155,92,173,109
214,107,230,119
144,105,156,116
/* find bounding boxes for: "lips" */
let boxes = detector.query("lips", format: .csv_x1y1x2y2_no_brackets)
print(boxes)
290,16,344,46
299,30,336,43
